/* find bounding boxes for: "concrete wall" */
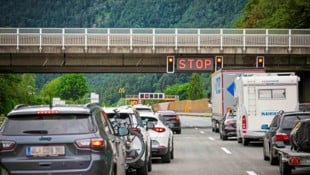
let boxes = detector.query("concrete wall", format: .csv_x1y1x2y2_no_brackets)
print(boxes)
153,98,211,113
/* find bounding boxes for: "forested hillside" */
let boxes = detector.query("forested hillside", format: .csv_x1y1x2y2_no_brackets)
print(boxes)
1,0,309,114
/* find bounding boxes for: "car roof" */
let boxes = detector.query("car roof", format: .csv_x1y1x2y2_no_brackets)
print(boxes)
157,110,176,115
282,111,310,116
7,104,94,116
138,111,157,118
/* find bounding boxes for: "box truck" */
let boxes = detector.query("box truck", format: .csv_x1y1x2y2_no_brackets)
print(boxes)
211,69,264,132
234,72,299,146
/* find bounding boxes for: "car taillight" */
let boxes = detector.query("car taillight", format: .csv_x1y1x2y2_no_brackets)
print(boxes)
130,128,141,133
242,115,247,129
152,127,166,133
0,140,16,151
75,138,105,149
289,157,300,165
273,133,289,141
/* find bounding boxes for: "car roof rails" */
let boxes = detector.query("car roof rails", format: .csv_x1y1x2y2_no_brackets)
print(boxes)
13,104,28,110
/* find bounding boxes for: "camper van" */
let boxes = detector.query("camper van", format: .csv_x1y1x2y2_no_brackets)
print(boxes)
234,72,299,146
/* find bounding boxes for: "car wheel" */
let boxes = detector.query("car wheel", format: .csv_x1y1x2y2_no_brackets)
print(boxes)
176,129,181,134
162,143,171,163
237,137,242,143
136,160,148,175
242,138,249,146
279,155,292,175
263,144,269,161
171,139,174,159
269,147,279,165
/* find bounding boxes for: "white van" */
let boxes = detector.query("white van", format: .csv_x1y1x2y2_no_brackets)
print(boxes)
234,72,299,146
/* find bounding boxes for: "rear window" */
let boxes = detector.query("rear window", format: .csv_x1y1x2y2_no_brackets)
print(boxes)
281,114,310,129
141,117,158,125
3,114,95,135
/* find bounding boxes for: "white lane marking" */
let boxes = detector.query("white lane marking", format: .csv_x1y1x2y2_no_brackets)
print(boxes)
208,137,215,141
221,147,232,154
200,130,205,134
246,171,257,175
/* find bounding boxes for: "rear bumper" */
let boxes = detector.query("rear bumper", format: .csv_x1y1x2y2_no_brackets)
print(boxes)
1,159,110,175
151,147,169,157
243,131,266,140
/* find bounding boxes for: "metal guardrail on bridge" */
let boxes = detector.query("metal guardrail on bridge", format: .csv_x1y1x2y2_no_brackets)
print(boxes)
0,28,309,54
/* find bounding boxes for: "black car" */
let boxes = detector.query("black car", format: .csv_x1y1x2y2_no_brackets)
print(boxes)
262,110,310,165
0,103,127,175
156,110,181,134
219,110,237,140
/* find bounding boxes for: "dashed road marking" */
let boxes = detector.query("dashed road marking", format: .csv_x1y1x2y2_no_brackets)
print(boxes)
246,171,257,175
208,137,215,141
200,130,205,134
221,147,232,154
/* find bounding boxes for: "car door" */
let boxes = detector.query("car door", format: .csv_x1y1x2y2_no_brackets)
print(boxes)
264,115,279,153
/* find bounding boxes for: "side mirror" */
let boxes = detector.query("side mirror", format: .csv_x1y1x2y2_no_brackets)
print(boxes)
118,127,129,136
261,124,269,130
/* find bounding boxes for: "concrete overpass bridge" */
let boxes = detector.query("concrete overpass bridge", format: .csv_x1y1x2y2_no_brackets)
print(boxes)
0,28,309,102
0,28,309,73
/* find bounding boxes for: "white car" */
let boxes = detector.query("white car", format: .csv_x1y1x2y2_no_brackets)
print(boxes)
138,111,174,163
102,106,152,175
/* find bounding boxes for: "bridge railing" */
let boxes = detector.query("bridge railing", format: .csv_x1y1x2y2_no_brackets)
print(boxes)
0,28,309,51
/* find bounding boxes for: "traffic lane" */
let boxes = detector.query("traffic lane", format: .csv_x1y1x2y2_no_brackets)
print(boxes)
150,128,278,175
179,115,211,128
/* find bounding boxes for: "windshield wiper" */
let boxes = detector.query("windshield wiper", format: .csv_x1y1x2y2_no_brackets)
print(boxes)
23,130,48,134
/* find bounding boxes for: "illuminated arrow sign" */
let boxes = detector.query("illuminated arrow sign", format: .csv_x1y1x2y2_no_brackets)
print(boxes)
227,82,235,96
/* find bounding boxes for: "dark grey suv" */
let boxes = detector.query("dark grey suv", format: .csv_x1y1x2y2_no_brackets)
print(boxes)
0,103,126,175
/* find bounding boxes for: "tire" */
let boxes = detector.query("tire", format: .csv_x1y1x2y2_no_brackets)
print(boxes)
263,144,269,161
147,149,152,172
212,120,219,133
269,147,279,165
237,137,242,143
162,143,171,163
136,151,148,175
176,129,181,134
279,155,292,175
242,138,249,146
126,129,145,164
171,139,174,159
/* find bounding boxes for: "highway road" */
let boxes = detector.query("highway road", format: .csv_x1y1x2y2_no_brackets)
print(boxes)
147,115,310,175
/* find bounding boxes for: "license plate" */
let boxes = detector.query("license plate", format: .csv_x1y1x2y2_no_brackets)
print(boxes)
26,146,65,157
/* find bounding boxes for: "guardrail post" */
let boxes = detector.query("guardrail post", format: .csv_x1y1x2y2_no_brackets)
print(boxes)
220,29,223,51
39,28,42,53
288,29,292,53
16,28,19,51
85,28,88,52
152,28,155,52
62,28,65,51
243,29,246,52
107,28,110,51
130,28,133,51
265,29,269,52
198,29,201,51
175,28,178,51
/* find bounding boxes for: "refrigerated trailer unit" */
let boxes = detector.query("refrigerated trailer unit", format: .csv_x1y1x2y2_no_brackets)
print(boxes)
234,72,299,146
211,69,264,132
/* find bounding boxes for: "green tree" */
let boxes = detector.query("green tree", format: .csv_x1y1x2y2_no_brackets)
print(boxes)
58,74,90,101
164,83,189,100
187,73,204,100
40,76,62,98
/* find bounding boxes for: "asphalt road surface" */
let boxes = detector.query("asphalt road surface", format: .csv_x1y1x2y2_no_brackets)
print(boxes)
148,116,310,175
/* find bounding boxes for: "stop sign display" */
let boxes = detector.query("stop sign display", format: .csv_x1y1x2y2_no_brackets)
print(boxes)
177,58,213,71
